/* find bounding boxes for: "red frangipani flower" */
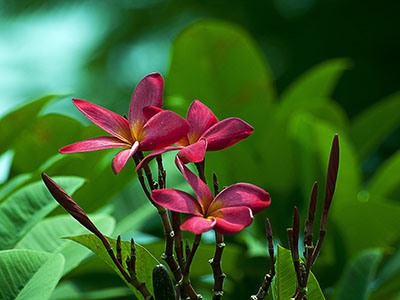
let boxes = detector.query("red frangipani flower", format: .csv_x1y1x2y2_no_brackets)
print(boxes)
151,158,271,235
136,100,254,170
59,73,189,174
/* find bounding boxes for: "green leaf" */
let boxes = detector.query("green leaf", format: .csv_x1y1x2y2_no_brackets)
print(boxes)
335,248,383,300
11,114,84,173
167,19,283,192
370,250,400,300
279,59,351,117
288,112,361,210
51,282,132,300
0,249,64,300
272,245,326,300
167,19,275,119
334,201,400,255
15,214,115,275
351,92,400,160
367,150,400,201
0,95,56,155
66,234,159,299
0,176,85,250
0,173,33,203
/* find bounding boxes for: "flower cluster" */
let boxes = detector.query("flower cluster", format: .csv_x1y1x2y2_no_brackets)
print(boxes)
60,72,271,234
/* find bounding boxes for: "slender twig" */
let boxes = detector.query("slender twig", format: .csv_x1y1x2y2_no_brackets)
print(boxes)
183,235,202,300
195,160,207,184
210,173,225,299
171,212,185,272
211,231,226,300
252,218,275,300
213,172,219,196
132,154,183,287
116,235,122,265
291,207,302,288
137,151,156,191
132,154,153,202
156,155,166,189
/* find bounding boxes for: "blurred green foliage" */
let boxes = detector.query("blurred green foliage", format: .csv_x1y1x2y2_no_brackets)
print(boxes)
0,1,399,299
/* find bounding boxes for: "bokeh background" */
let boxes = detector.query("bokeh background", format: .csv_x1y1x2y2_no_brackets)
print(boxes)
1,1,399,299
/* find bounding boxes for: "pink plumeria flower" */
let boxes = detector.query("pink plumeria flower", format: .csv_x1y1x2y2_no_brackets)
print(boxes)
151,158,270,235
60,73,190,174
136,100,254,170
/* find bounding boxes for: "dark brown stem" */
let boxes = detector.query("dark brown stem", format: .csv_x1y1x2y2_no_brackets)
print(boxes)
183,235,202,300
158,207,182,283
211,231,226,300
132,153,187,294
137,151,156,191
106,237,153,300
195,160,207,184
156,155,166,189
132,155,153,202
290,207,302,288
252,219,275,300
171,212,185,273
116,235,122,265
213,172,219,196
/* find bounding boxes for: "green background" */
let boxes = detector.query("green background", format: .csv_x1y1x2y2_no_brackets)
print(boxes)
0,1,399,299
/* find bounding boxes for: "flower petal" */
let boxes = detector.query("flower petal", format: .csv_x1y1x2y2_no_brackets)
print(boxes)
177,139,207,164
151,189,202,215
135,146,183,171
139,110,189,151
186,100,218,144
129,73,164,130
111,141,139,174
212,206,253,235
73,99,132,143
59,136,128,153
143,106,163,121
175,157,213,211
209,183,270,214
202,117,254,151
180,215,216,234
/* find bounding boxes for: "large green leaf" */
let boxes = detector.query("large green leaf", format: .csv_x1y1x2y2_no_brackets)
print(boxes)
11,113,84,173
367,150,400,201
51,282,132,300
334,200,400,255
279,59,351,118
335,249,383,300
66,234,159,299
15,214,115,275
288,112,361,210
351,92,400,160
167,19,274,119
166,19,277,188
0,173,33,203
370,250,400,300
0,95,56,155
0,249,64,300
0,176,85,250
272,245,326,300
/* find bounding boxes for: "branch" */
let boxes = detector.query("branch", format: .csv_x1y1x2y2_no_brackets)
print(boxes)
211,232,226,300
251,218,275,300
